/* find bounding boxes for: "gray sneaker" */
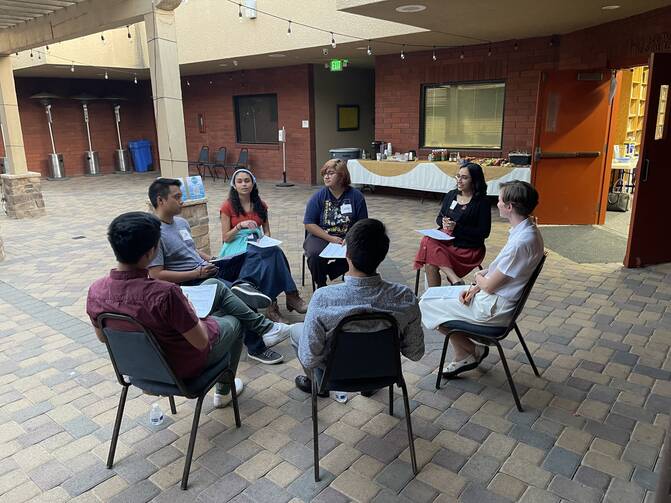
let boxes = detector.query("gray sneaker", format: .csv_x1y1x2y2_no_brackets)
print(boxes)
248,348,284,365
231,282,272,309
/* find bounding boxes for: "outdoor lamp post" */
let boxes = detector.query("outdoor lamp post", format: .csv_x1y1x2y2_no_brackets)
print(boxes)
29,92,65,179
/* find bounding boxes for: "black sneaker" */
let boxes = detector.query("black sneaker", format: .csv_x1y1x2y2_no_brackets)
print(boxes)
248,348,283,364
295,375,328,397
231,282,272,309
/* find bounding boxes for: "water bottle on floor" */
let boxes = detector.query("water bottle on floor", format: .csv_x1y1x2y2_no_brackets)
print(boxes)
149,403,164,426
334,391,348,403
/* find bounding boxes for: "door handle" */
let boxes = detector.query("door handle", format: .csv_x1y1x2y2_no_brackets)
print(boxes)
536,151,600,159
641,158,650,182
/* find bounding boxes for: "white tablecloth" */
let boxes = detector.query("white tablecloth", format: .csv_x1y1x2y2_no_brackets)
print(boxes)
347,160,532,196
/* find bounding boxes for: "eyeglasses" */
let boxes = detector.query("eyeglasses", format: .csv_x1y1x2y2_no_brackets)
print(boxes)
323,171,337,178
454,175,471,181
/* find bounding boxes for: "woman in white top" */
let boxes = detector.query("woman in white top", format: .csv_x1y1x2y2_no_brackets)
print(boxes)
419,180,544,377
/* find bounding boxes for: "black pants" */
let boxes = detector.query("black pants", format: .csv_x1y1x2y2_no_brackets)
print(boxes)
303,233,348,289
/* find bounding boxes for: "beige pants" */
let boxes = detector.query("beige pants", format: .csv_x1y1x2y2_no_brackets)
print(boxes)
419,291,516,330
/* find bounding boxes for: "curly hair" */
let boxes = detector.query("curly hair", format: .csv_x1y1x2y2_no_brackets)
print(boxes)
228,184,268,222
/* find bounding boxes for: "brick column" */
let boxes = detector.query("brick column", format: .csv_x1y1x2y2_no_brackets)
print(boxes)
1,172,45,219
180,199,211,256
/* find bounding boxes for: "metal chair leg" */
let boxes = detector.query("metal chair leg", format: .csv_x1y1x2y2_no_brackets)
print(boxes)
311,379,320,482
107,385,129,469
229,371,241,427
181,395,205,490
494,342,523,412
301,254,306,287
414,269,420,296
436,332,451,389
400,382,418,475
168,396,177,415
514,323,540,376
388,385,394,416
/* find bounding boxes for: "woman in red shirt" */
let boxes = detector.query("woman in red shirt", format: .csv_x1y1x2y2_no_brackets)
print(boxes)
221,169,307,322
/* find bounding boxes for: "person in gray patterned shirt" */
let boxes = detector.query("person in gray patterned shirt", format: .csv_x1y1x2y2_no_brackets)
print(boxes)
290,218,425,395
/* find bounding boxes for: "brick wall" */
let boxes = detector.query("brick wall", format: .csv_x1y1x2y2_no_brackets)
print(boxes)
374,5,671,159
182,64,315,185
10,78,158,177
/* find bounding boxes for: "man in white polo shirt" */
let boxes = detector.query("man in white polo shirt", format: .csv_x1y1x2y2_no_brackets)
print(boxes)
419,180,544,378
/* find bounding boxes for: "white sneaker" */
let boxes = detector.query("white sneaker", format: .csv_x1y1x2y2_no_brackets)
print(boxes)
262,322,291,348
213,378,244,408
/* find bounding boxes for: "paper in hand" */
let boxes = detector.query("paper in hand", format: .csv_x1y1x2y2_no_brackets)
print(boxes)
319,243,347,259
416,229,455,241
420,285,468,300
181,284,217,318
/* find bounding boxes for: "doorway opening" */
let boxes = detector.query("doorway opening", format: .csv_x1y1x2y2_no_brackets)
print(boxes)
601,65,648,248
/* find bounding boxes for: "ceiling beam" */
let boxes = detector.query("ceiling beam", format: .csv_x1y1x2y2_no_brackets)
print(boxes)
0,0,153,55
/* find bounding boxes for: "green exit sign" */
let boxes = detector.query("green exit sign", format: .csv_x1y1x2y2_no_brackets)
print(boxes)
330,59,348,72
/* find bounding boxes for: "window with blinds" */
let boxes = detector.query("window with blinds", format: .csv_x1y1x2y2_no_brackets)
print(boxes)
421,81,505,149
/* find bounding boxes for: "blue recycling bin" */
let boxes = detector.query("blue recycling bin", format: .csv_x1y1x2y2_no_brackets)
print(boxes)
128,140,153,172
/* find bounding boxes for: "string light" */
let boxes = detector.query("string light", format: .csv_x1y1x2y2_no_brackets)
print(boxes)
400,45,405,60
30,50,33,58
186,80,191,86
330,32,336,48
238,3,243,20
432,46,436,61
104,71,109,79
133,74,138,84
101,32,105,43
488,45,492,56
233,59,238,66
46,45,49,51
514,41,519,51
127,25,132,39
367,41,372,56
70,63,75,72
287,20,291,35
460,49,464,59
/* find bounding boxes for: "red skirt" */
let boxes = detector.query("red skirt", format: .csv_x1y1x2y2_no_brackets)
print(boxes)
413,236,485,278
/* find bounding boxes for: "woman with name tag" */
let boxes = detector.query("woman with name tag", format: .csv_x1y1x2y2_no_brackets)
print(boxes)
221,168,307,323
414,163,491,287
303,159,368,288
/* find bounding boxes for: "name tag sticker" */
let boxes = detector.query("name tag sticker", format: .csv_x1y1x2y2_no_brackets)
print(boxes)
179,229,192,241
450,200,458,210
340,203,353,215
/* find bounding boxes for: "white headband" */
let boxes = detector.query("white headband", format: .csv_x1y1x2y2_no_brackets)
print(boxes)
230,168,257,188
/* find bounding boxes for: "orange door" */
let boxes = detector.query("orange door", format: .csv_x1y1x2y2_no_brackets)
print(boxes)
532,71,612,224
625,53,671,267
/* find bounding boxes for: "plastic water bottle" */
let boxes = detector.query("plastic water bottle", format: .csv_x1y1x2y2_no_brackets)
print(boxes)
149,403,164,426
334,391,348,403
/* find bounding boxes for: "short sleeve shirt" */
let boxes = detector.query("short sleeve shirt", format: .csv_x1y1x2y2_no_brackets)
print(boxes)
220,199,267,228
487,218,544,302
86,269,220,378
303,186,368,236
148,216,207,271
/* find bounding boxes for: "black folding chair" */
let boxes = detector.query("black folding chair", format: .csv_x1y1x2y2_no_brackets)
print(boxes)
414,264,484,296
310,312,418,482
436,253,547,412
211,147,229,181
224,148,249,173
188,145,213,180
98,313,241,490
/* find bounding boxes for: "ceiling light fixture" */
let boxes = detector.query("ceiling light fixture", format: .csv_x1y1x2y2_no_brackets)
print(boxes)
395,4,427,13
601,5,620,10
268,53,286,58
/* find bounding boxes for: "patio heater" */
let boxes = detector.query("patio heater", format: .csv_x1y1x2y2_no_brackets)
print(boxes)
72,93,101,176
102,95,130,173
29,92,65,179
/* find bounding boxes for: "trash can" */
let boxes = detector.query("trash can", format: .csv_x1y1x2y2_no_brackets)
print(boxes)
128,140,154,172
329,148,361,160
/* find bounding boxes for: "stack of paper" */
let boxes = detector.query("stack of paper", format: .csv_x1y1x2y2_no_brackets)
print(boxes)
181,284,217,318
415,229,454,241
421,285,468,300
248,236,282,248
